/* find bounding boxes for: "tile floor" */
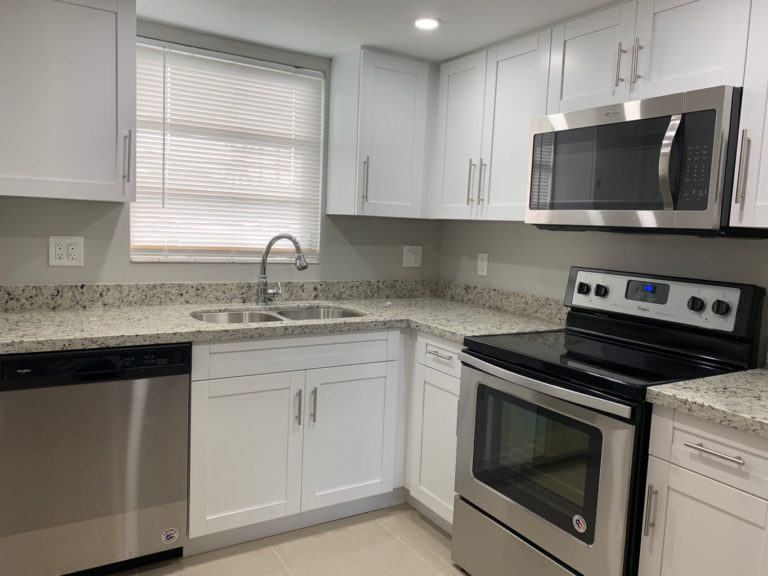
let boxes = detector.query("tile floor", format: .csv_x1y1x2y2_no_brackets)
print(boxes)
119,505,464,576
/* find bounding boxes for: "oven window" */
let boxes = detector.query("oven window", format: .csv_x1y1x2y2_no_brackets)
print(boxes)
472,384,602,544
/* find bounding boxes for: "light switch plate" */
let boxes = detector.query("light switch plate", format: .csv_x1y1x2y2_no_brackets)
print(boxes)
402,245,423,268
49,236,84,267
477,253,488,276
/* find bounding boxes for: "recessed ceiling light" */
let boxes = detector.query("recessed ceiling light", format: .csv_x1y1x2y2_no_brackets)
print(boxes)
414,17,440,31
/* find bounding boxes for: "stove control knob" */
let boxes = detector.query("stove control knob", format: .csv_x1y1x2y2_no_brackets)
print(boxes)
594,284,609,298
687,296,706,313
576,282,591,296
712,299,731,316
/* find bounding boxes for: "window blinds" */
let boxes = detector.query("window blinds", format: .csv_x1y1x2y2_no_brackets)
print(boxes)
131,43,324,262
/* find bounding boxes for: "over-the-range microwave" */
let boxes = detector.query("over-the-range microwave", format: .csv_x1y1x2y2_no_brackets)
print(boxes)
526,85,742,234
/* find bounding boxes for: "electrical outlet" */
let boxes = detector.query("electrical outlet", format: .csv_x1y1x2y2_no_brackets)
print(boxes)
477,253,488,276
49,236,84,267
402,245,423,268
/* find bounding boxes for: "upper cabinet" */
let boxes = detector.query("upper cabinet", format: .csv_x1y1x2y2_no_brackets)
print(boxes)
0,0,136,202
548,0,751,113
431,31,551,221
326,48,430,218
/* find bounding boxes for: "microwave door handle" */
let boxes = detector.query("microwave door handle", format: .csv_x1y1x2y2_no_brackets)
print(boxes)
658,114,682,210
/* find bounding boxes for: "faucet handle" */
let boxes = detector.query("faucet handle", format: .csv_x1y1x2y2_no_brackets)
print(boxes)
266,281,282,301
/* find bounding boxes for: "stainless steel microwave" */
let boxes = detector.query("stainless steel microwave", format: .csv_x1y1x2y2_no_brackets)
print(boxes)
526,86,741,233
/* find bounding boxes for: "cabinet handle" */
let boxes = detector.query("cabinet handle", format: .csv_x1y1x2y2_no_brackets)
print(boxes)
122,129,133,183
630,37,643,85
296,389,303,425
643,483,658,536
466,159,477,205
477,160,487,205
362,156,370,203
614,42,627,87
735,129,751,204
427,349,453,361
683,441,745,465
311,387,318,423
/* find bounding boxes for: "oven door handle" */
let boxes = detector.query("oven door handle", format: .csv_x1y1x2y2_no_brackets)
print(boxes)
459,352,633,420
658,114,682,211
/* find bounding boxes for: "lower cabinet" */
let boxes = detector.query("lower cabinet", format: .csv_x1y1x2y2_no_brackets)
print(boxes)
408,334,462,526
189,331,399,538
639,409,768,576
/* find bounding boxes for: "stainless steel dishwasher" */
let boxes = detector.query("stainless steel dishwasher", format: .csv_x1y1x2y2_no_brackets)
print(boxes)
0,343,191,576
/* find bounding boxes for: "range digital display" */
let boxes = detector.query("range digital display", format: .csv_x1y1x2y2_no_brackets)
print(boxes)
626,280,670,304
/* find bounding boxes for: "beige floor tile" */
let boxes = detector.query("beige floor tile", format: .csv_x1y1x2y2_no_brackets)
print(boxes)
133,542,290,576
382,563,441,576
269,512,422,576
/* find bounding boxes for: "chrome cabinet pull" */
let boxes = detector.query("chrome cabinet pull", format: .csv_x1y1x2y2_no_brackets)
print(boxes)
477,160,487,204
466,159,477,205
427,349,453,361
311,387,318,423
735,129,751,204
122,129,133,183
362,156,370,202
643,483,658,536
630,37,643,85
658,114,682,210
296,389,303,425
615,42,627,87
683,441,745,465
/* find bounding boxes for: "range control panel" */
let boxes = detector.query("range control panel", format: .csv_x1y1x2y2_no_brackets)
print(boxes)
569,269,741,333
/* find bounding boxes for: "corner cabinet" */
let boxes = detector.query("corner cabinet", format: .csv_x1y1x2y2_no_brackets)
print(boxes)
0,0,136,202
189,331,400,538
431,31,551,221
326,49,430,218
548,0,751,113
638,408,768,576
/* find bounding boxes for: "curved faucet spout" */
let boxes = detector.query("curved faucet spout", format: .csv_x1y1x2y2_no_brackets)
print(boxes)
257,233,309,304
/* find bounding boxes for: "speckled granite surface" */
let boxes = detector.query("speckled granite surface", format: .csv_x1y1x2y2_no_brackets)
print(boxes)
0,298,562,355
647,370,768,440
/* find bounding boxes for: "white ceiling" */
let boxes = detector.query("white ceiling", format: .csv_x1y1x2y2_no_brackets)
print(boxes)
136,0,617,62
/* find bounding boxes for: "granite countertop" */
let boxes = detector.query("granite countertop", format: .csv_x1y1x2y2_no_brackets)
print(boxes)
647,370,768,440
0,297,562,355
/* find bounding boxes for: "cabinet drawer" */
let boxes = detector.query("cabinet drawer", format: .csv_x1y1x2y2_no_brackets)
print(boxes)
670,413,768,500
416,333,462,378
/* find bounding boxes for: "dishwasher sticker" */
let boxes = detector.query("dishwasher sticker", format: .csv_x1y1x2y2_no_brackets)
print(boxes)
572,515,587,534
162,528,179,544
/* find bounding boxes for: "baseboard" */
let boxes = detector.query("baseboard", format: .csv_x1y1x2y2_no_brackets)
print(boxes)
406,493,453,535
184,488,407,557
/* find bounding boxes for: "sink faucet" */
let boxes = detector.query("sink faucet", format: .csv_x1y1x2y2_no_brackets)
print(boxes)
256,233,309,304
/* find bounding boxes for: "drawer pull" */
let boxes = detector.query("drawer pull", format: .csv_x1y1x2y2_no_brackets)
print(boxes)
683,441,745,466
427,349,453,361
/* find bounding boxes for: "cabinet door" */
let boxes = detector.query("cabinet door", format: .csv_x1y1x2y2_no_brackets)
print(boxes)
431,52,486,219
480,31,550,222
358,50,429,218
638,456,670,576
632,0,750,99
302,362,397,511
548,2,637,113
189,372,304,537
409,365,460,525
0,0,135,202
643,462,768,576
730,0,768,229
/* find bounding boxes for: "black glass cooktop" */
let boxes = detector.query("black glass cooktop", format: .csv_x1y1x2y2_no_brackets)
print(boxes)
463,330,733,402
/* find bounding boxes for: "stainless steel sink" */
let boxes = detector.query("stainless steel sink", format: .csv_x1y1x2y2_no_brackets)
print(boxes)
190,310,284,324
274,306,365,320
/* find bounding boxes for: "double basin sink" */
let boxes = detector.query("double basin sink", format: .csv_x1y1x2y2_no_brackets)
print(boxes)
191,306,365,324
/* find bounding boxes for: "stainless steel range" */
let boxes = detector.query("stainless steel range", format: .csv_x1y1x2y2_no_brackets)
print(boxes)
452,267,764,576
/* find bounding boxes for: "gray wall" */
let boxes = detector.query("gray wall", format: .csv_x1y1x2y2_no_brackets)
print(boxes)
440,221,768,299
0,196,441,285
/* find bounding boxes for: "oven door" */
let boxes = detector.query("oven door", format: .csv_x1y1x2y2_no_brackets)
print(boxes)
456,356,636,576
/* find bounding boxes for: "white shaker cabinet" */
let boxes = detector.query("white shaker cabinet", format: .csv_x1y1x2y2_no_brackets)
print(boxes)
547,2,637,113
326,49,429,218
0,0,136,202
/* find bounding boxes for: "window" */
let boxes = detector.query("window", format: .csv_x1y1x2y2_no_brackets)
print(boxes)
131,42,324,262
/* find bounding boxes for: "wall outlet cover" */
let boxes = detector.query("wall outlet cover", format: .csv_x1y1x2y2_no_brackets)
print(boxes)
49,236,84,267
402,245,423,268
477,253,488,276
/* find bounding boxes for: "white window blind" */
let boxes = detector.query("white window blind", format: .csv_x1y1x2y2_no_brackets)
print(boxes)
131,43,324,262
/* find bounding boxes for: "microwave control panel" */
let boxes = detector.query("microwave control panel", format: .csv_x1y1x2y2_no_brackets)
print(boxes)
570,269,740,333
676,110,716,211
